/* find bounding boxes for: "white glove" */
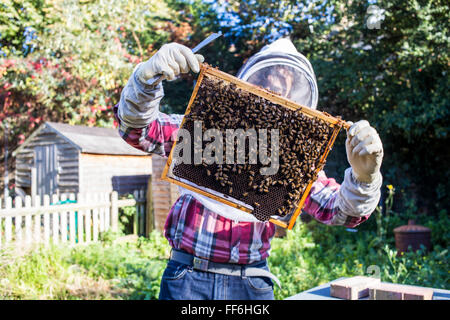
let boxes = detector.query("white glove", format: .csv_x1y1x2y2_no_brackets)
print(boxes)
136,42,204,83
346,120,383,184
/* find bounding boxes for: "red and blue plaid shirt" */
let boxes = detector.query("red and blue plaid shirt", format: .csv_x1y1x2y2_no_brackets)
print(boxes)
114,105,371,264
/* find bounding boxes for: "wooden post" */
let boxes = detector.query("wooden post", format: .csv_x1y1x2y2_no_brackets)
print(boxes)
68,193,76,245
152,155,179,233
77,193,84,244
133,190,139,235
110,191,118,232
85,193,92,243
103,193,110,231
51,194,59,244
60,194,67,242
31,167,37,202
5,196,12,243
33,196,41,243
138,190,144,236
43,195,50,245
92,193,99,242
98,193,105,233
145,176,154,236
25,195,32,245
14,196,23,244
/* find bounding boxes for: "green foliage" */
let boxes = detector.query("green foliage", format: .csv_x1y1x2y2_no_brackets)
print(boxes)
0,0,448,299
270,216,449,299
163,0,450,213
2,0,448,213
69,231,170,299
0,244,120,299
0,188,448,300
0,0,48,57
269,188,450,299
118,195,138,234
0,0,177,191
0,230,171,300
303,0,450,212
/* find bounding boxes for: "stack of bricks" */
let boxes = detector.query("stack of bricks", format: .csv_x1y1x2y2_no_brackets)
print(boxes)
330,276,381,300
330,276,434,300
368,283,434,300
151,155,180,232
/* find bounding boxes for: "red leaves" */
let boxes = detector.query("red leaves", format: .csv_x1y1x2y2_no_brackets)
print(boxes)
1,59,16,68
166,22,193,44
18,134,25,144
31,61,43,72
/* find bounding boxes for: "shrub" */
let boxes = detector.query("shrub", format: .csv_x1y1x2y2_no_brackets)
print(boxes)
270,202,449,299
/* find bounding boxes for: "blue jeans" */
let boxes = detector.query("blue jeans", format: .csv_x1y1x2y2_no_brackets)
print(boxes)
159,259,275,300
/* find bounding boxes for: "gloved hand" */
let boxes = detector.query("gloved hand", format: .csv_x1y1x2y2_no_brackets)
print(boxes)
136,42,204,83
346,120,383,184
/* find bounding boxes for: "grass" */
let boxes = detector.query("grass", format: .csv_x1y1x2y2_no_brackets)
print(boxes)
269,210,449,299
0,230,170,300
0,244,122,299
0,205,448,300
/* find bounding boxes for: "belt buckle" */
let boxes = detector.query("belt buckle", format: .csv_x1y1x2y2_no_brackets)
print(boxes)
193,257,209,271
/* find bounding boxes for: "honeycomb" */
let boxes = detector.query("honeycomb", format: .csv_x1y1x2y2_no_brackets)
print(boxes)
170,73,335,222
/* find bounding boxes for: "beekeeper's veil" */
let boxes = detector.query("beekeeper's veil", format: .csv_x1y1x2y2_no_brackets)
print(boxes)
236,37,318,109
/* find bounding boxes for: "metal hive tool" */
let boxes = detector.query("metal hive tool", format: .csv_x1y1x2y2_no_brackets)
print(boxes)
162,64,349,229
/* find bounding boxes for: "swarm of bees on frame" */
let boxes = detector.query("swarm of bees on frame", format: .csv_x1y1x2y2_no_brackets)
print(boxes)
172,75,334,221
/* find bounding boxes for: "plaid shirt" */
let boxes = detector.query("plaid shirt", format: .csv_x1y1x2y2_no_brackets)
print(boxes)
114,105,372,264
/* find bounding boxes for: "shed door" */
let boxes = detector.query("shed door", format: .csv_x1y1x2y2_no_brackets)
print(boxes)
34,145,58,196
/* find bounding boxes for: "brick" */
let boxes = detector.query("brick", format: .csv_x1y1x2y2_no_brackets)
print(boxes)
368,283,434,300
330,276,381,300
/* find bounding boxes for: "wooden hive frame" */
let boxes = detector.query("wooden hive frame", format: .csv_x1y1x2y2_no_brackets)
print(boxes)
162,64,349,229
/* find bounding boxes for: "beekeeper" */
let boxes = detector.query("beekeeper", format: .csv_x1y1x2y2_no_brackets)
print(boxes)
115,37,383,300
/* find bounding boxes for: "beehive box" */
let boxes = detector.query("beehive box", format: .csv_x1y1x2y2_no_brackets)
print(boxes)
162,64,348,229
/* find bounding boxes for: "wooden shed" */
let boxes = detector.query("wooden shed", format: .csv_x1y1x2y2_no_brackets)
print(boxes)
12,122,152,197
150,155,180,232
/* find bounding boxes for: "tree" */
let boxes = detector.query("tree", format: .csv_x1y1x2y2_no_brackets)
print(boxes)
302,0,449,212
0,0,179,194
170,0,449,212
1,0,448,213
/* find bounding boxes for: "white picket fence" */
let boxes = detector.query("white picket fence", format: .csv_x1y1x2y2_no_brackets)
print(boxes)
0,190,146,249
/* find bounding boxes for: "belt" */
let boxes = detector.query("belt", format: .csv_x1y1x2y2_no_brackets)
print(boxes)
169,249,281,288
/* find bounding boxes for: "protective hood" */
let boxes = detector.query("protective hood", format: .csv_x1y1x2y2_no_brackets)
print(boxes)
236,37,319,109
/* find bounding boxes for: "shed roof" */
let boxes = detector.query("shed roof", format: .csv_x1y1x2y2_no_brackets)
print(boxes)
14,122,149,156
